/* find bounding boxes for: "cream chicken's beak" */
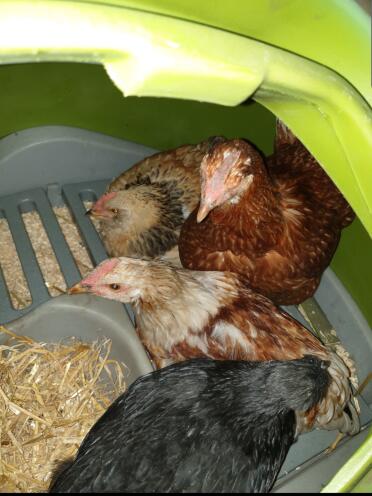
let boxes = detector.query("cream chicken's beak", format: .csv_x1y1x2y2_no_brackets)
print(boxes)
68,283,91,295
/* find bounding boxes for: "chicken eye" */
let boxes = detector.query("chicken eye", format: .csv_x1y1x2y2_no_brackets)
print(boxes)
109,283,121,290
111,208,119,215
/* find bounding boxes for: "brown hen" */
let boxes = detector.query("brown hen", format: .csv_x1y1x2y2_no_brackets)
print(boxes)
69,257,359,437
179,122,355,305
87,139,215,265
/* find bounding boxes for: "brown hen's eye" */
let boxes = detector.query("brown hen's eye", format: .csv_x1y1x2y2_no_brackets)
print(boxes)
110,283,121,290
111,208,119,215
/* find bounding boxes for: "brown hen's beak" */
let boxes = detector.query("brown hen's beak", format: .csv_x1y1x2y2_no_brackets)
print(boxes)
196,201,212,223
68,283,91,295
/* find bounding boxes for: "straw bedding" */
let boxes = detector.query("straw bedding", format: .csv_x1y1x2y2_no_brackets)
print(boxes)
0,326,127,493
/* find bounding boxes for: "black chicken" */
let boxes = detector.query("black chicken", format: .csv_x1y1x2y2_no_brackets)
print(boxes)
50,356,329,493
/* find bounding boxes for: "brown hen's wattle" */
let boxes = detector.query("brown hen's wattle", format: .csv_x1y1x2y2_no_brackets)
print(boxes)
179,121,355,305
69,257,359,438
88,139,218,265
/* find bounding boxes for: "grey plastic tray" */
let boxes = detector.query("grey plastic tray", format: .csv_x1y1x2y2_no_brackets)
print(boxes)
5,294,154,386
0,126,371,492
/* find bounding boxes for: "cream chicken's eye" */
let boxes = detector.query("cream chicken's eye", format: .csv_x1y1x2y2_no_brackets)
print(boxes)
111,208,119,215
109,283,121,290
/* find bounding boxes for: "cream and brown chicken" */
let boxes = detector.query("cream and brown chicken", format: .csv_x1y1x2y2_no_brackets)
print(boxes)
87,139,216,265
179,122,355,305
69,257,359,438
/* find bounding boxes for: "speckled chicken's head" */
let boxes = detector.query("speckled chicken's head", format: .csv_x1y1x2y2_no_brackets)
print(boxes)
197,138,265,222
68,257,152,303
87,187,163,232
87,192,121,220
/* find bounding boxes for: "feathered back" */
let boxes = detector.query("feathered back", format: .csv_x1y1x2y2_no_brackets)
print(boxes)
50,356,330,493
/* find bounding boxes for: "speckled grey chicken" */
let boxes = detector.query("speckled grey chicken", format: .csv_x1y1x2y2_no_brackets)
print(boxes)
50,356,330,493
179,121,355,305
87,139,214,265
69,257,359,437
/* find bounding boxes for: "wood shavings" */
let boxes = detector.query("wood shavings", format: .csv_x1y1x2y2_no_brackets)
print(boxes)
0,326,127,493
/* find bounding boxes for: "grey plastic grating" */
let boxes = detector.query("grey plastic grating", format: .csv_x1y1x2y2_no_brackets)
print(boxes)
0,187,75,321
0,179,123,323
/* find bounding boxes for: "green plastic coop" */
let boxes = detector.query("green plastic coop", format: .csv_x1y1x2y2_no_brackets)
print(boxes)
0,0,371,492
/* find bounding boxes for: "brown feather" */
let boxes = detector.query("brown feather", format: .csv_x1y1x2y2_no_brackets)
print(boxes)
179,127,355,305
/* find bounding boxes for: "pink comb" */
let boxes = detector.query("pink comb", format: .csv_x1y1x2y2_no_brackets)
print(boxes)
81,258,120,286
93,191,117,211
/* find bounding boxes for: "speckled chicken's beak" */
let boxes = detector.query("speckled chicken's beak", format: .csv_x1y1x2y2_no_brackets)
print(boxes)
196,202,211,223
86,208,113,220
68,283,91,295
86,208,103,218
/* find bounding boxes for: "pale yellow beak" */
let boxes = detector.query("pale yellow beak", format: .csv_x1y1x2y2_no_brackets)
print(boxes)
86,209,112,220
196,201,211,223
68,283,90,295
